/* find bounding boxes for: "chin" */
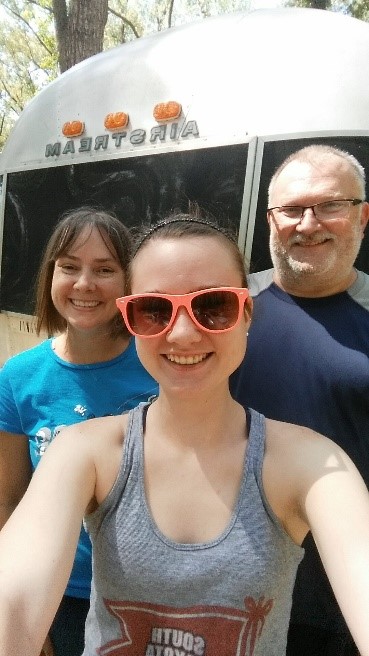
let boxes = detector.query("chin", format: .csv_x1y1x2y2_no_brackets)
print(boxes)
284,252,336,275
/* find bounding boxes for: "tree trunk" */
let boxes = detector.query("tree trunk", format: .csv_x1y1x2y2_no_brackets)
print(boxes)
52,0,109,73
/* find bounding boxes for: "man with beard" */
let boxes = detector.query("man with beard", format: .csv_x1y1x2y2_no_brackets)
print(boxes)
231,144,369,656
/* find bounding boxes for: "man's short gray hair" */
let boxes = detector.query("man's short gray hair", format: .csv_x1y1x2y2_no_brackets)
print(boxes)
268,144,366,204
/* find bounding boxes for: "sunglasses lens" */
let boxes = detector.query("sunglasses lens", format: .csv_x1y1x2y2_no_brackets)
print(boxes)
127,296,173,336
192,290,239,331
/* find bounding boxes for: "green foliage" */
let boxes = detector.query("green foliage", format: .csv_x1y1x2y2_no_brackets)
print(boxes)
346,0,369,20
284,0,330,7
0,0,57,148
284,0,369,17
105,0,145,44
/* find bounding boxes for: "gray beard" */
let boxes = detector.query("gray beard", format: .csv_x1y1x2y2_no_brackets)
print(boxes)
270,240,332,281
269,228,363,289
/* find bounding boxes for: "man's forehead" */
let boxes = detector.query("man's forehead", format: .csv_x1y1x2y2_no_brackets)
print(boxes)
272,157,358,197
280,156,350,179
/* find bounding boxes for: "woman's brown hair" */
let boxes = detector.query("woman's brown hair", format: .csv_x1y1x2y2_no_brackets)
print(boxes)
35,207,131,337
130,211,248,287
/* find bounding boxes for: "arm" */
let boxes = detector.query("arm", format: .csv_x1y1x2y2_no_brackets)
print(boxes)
0,430,32,529
0,423,97,656
303,445,369,656
264,420,369,655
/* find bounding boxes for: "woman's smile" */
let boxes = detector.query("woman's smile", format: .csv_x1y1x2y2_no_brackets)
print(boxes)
69,299,101,308
165,352,210,365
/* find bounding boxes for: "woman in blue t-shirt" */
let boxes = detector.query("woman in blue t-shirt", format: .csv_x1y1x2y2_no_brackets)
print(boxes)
0,207,158,656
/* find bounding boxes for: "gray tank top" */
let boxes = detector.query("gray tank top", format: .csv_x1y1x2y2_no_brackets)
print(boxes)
83,402,303,656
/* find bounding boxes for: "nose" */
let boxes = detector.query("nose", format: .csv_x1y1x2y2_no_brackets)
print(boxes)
166,307,202,343
73,269,96,291
296,206,322,233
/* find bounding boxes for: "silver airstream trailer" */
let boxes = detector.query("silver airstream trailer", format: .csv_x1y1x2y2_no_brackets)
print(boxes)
1,7,369,362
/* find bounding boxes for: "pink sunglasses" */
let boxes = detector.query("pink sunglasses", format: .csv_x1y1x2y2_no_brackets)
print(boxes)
116,287,249,338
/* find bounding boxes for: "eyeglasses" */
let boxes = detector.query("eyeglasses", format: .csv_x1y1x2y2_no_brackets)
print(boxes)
116,287,249,338
267,199,364,223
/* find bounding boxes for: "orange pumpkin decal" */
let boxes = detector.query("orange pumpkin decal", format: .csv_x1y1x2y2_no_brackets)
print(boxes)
153,101,182,122
62,121,85,137
104,112,129,130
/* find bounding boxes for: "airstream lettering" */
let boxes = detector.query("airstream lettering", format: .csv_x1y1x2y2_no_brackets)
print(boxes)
45,121,200,158
1,8,369,363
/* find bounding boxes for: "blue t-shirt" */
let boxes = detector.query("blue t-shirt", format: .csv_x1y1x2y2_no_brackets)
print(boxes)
0,337,158,598
230,268,369,632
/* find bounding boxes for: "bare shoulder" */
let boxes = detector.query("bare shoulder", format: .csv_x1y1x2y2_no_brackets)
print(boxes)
262,418,358,543
59,413,130,447
265,418,354,475
51,412,132,507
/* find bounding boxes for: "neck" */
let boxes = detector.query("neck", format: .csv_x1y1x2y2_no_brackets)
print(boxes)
53,329,130,364
273,267,357,298
149,386,246,448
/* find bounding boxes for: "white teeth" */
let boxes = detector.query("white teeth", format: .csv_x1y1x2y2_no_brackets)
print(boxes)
71,300,100,308
166,354,208,365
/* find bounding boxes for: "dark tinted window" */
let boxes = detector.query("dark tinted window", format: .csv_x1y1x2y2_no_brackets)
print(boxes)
1,144,248,313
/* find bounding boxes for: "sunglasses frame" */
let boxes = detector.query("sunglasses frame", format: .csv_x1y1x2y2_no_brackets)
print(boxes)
116,287,250,338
